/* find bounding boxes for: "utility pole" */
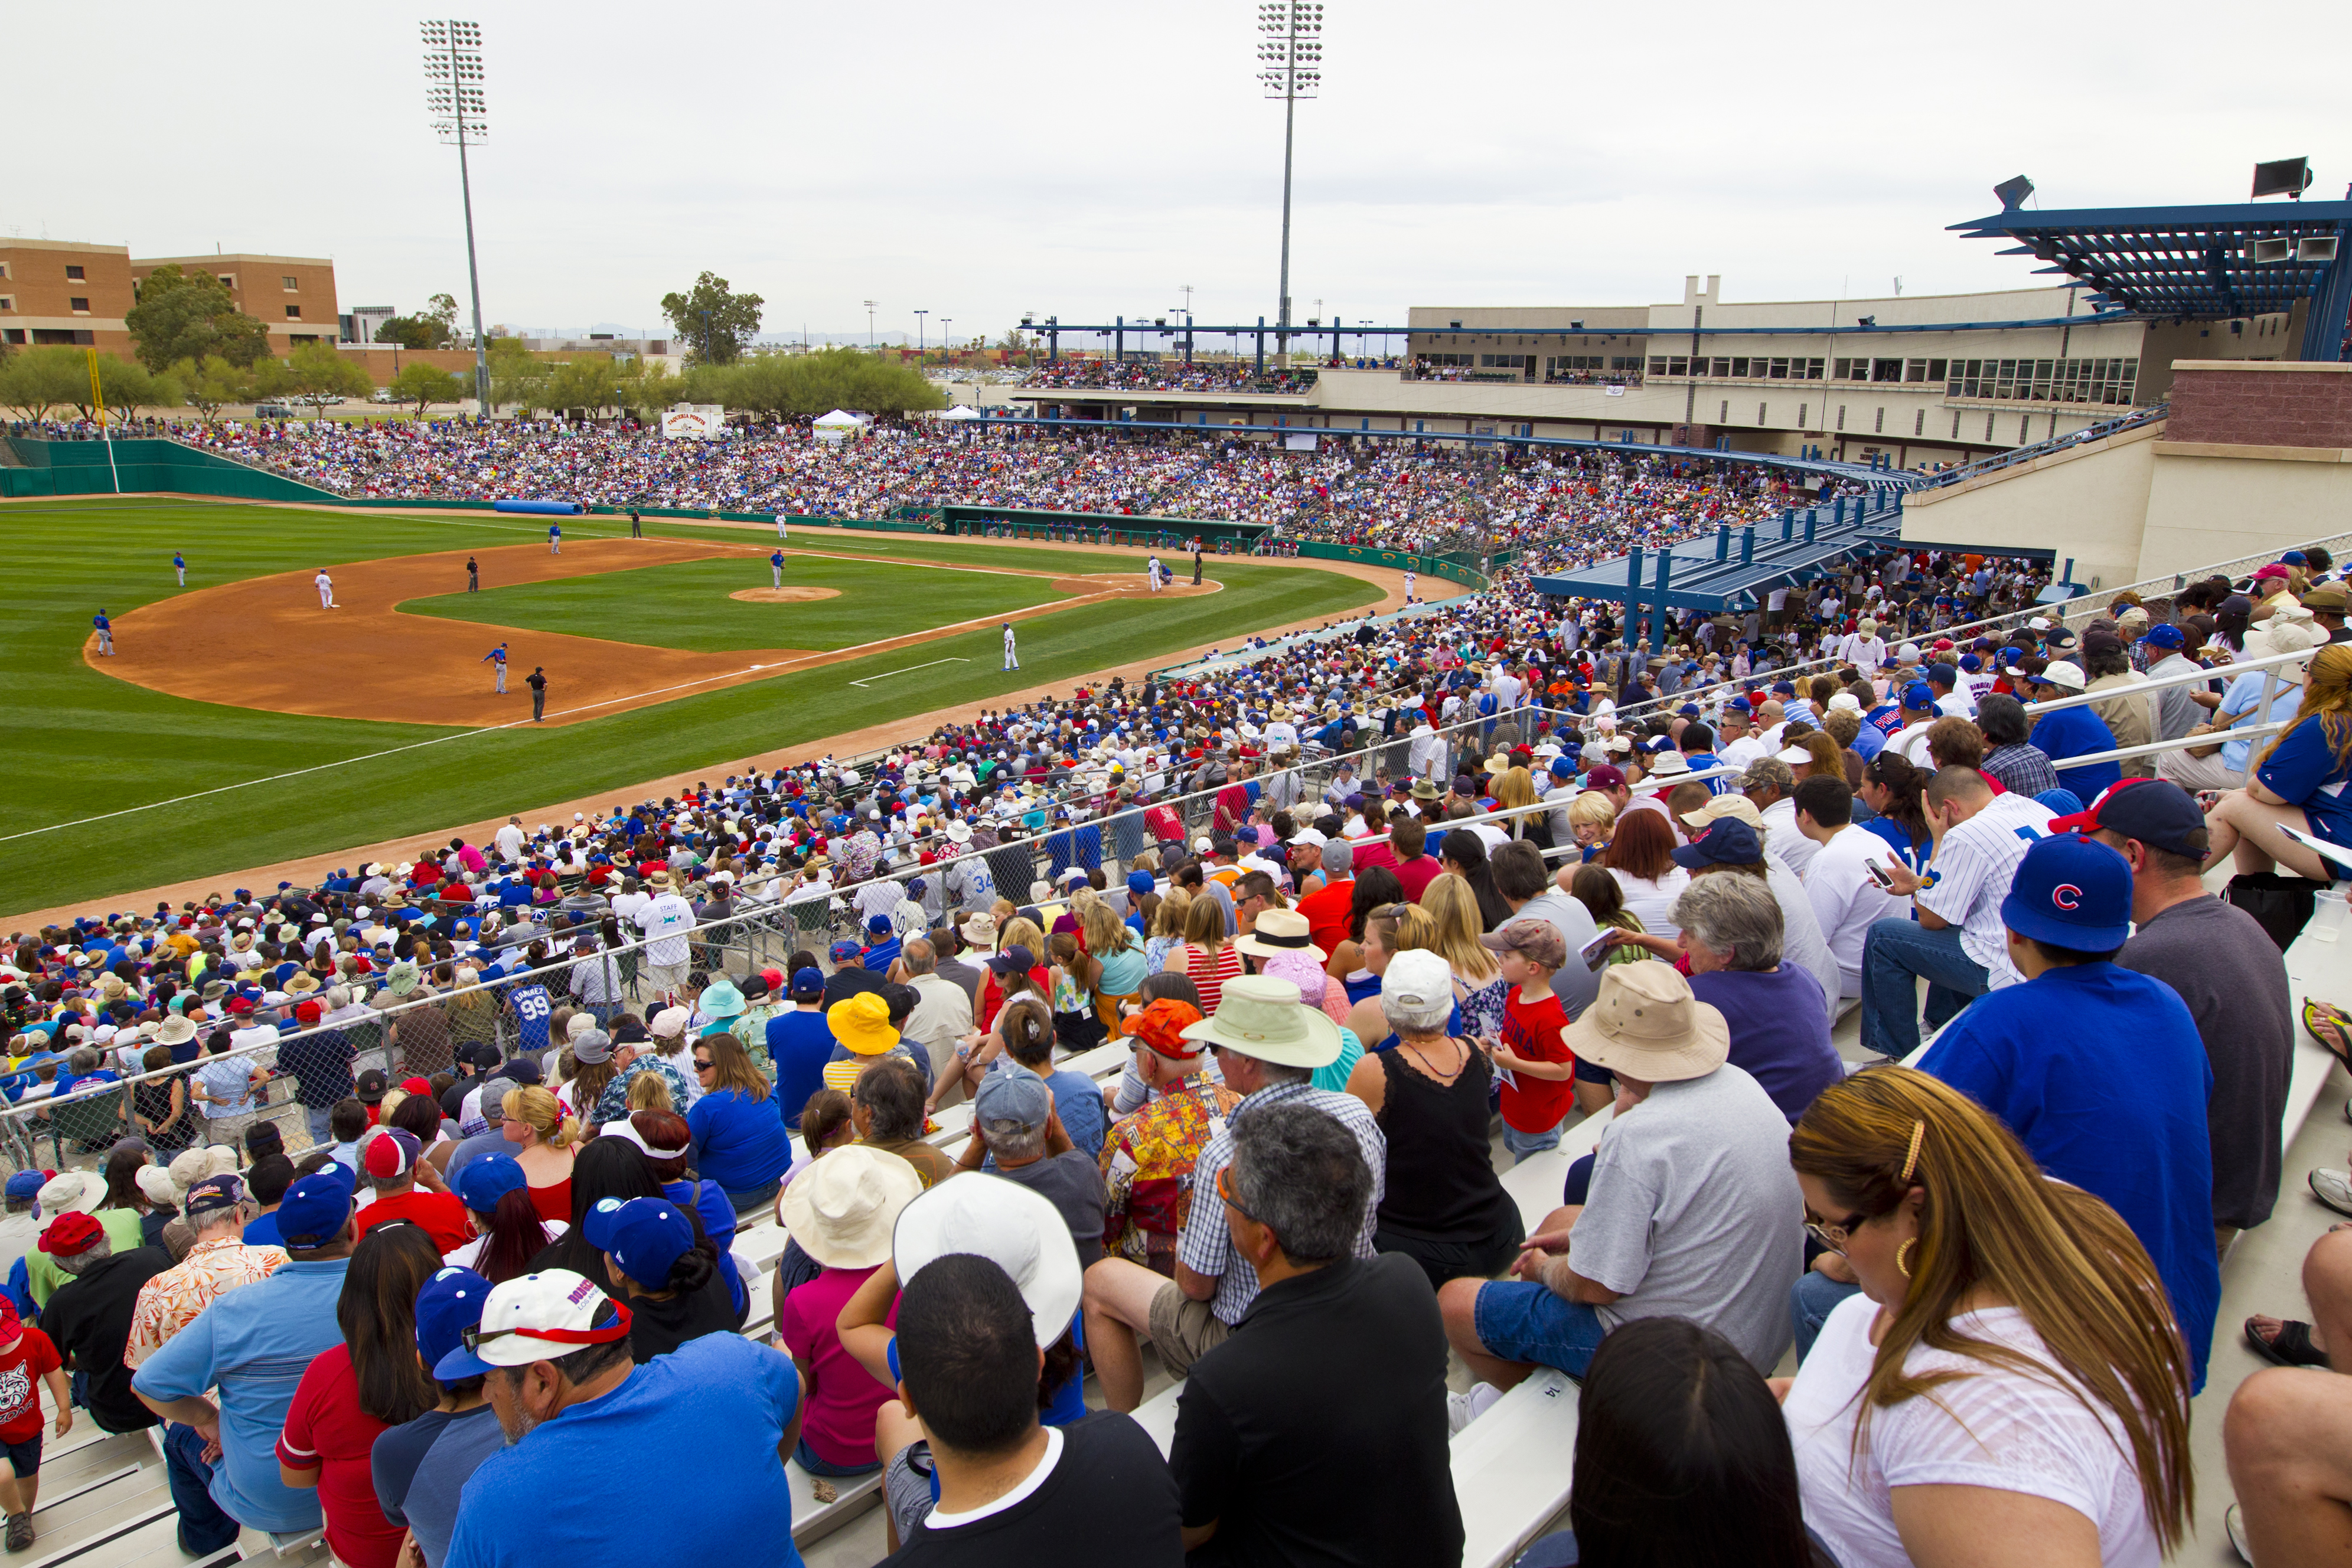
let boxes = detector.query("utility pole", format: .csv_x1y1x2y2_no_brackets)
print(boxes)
1257,3,1323,364
864,300,878,349
422,20,492,419
915,309,928,359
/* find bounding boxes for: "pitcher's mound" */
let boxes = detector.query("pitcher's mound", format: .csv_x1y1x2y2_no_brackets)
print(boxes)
730,586,842,603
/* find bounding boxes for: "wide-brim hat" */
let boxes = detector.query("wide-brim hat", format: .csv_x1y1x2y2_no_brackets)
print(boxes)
1563,962,1728,1083
1178,975,1342,1069
892,1172,1083,1350
1230,908,1327,965
779,1145,924,1269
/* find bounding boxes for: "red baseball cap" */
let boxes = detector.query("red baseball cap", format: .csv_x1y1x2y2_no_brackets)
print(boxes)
38,1212,103,1257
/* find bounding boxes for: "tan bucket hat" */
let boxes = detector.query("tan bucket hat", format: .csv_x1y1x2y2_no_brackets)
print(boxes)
1562,963,1729,1083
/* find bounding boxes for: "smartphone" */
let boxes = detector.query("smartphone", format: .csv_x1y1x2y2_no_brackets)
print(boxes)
1864,860,1896,890
1580,930,1614,971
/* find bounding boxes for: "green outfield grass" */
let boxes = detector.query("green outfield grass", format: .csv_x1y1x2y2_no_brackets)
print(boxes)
404,553,1069,652
0,499,1378,913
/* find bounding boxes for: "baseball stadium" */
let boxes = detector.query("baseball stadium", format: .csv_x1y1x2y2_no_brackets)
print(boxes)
5,9,2352,1568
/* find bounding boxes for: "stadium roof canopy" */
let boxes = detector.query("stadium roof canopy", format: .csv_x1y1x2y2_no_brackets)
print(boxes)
1950,197,2352,361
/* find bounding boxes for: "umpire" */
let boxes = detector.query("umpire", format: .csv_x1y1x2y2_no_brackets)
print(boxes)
527,667,547,722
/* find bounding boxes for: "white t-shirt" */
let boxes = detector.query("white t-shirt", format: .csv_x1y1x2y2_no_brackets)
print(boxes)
633,894,696,967
1785,1295,2161,1568
1609,867,1691,940
1803,824,1906,997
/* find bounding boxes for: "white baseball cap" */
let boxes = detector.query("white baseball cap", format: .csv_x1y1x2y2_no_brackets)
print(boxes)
434,1269,632,1376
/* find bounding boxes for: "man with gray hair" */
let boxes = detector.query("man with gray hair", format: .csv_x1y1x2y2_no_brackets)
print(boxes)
1673,874,1842,1122
1169,1103,1462,1567
1739,755,1818,880
951,1067,1104,1269
894,937,974,1087
125,1175,284,1369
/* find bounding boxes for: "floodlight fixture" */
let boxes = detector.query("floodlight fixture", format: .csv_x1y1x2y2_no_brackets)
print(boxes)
2252,157,2314,201
1992,175,2034,211
1258,1,1325,358
422,19,492,416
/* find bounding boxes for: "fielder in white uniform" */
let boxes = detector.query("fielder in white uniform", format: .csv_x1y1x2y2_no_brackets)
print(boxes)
1003,622,1019,671
315,569,338,608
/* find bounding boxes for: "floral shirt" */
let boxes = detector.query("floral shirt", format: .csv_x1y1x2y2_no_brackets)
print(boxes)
591,1055,696,1123
1099,1073,1242,1270
123,1236,288,1367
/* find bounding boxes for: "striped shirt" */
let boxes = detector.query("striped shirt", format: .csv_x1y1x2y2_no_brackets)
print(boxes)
1917,793,2057,987
1981,741,2060,798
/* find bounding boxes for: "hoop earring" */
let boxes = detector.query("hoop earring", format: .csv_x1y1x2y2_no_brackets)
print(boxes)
1896,1239,1917,1279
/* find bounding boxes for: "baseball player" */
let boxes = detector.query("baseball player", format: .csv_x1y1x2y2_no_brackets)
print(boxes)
1147,556,1162,592
776,514,788,543
92,610,114,656
628,508,642,538
1002,622,1019,672
172,552,186,586
1404,569,1417,603
482,642,509,693
315,569,337,609
548,521,562,554
770,550,785,589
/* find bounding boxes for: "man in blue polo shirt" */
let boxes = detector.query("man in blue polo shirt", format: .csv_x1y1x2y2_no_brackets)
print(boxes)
1917,833,2220,1390
133,1171,357,1552
2021,661,2122,800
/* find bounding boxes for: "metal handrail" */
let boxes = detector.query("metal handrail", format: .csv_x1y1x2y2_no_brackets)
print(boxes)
2015,642,2314,715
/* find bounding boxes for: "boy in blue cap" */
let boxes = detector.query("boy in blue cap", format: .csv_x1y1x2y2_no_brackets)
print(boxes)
373,1267,501,1568
1917,832,2220,1391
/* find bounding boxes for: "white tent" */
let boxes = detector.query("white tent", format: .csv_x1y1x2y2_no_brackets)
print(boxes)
937,404,981,420
813,408,868,445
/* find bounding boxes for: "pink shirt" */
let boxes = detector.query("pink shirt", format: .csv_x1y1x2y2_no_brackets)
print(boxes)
779,1266,900,1468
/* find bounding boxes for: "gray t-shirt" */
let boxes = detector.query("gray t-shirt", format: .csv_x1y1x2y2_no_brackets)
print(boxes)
996,1151,1108,1272
1510,891,1604,1020
2118,894,2294,1231
1570,1062,1803,1371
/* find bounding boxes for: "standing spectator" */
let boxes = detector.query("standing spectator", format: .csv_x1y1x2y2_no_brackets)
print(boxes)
1170,1102,1462,1566
1917,832,2220,1391
439,1272,806,1568
2059,780,2294,1254
35,1210,165,1438
1440,963,1800,1391
370,1266,502,1568
774,1146,922,1480
133,1172,359,1554
1478,918,1583,1162
0,1293,68,1553
190,1032,268,1154
277,1012,358,1149
631,873,697,999
124,1174,286,1368
278,1224,445,1568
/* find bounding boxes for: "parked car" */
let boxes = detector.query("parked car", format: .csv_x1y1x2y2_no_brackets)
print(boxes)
369,387,398,404
253,403,295,419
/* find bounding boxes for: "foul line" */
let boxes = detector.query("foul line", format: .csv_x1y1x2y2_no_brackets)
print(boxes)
850,658,970,688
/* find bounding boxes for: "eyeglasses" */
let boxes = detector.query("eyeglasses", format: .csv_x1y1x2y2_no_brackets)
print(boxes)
1803,1208,1871,1255
1214,1167,1260,1226
692,1059,714,1073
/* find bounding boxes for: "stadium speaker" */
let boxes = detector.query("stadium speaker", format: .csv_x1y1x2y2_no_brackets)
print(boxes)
2299,236,2340,262
2252,158,2314,200
1993,175,2034,211
2253,237,2294,266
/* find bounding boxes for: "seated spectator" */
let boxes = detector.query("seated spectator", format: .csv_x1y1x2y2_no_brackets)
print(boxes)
439,1270,805,1568
1170,1100,1462,1563
601,1109,751,1317
1915,832,2221,1391
243,1155,298,1249
1975,692,2061,796
824,991,931,1099
1671,874,1842,1122
498,1086,578,1226
850,1057,957,1189
2059,780,2294,1256
444,1155,563,1283
1741,755,1819,880
2022,661,2123,798
582,1195,740,1361
1098,999,1236,1273
1859,767,2053,1060
370,1266,502,1568
134,1171,360,1553
686,1032,791,1214
354,1129,472,1255
38,1208,167,1439
883,1254,1180,1564
2202,642,2352,887
954,1066,1107,1269
773,1145,922,1479
1601,809,1691,939
125,1174,286,1370
1440,962,1800,1396
1783,1067,2193,1567
1343,950,1523,1290
1081,976,1384,1413
527,1136,663,1296
2160,614,2324,794
1514,1317,1823,1568
279,1223,445,1568
1793,775,1904,1000
25,1171,143,1308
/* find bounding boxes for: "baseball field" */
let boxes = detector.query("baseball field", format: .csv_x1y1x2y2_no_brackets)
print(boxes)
0,498,1393,920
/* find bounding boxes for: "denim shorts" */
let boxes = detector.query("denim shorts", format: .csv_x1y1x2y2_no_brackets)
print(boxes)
1,1434,39,1479
1472,1279,1609,1377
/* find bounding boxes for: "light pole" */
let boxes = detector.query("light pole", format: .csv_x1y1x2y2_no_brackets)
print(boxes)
864,300,877,349
941,319,952,362
914,309,928,360
1257,2,1322,363
422,19,492,419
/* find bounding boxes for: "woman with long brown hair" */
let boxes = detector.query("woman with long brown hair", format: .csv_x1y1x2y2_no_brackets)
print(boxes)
500,1085,580,1226
1780,1067,2192,1568
1600,809,1690,939
2203,642,2352,883
1162,892,1242,1012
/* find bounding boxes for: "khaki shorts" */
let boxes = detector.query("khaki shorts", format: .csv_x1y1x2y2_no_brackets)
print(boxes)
1147,1282,1234,1377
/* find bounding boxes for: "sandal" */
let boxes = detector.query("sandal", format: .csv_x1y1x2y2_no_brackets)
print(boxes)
2307,1000,2352,1073
2246,1316,2332,1368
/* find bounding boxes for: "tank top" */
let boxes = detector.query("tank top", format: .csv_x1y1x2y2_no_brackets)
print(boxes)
1372,1043,1519,1243
1184,943,1244,1012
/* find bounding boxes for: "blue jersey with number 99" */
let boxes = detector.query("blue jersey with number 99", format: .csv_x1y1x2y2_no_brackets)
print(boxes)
509,984,553,1054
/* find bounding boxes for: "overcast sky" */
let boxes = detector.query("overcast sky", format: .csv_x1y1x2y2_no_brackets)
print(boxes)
16,0,2350,347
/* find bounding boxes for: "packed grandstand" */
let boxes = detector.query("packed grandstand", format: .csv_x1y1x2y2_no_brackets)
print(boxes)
4,412,2348,1568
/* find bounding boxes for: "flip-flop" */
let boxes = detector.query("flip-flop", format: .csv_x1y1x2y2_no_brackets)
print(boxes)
2246,1316,2332,1368
2307,999,2352,1073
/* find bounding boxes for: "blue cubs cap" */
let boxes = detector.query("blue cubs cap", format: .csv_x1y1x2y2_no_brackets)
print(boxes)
788,966,824,998
2139,623,2185,649
1725,696,1753,714
866,914,893,936
456,1152,529,1214
418,1266,495,1383
1126,870,1155,896
1901,682,1937,710
1671,819,1763,870
1959,654,1984,671
829,938,862,962
1678,703,1701,717
1999,834,2132,950
2282,551,2309,565
275,1171,357,1249
582,1197,693,1291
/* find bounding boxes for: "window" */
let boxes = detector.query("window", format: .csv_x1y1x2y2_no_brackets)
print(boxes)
1871,358,1904,383
1952,411,1962,439
1837,406,1847,430
1914,409,1926,435
1798,403,1807,427
282,275,299,290
218,275,234,287
64,265,84,280
1611,356,1642,371
285,305,302,319
0,298,11,312
1720,400,1730,422
69,297,89,313
1,329,22,345
0,263,8,279
1874,407,1884,433
1758,401,1768,424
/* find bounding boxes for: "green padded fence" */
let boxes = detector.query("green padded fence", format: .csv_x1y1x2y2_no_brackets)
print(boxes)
0,438,341,503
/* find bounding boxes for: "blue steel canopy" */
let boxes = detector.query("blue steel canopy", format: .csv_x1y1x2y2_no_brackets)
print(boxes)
1531,495,1907,631
1950,198,2352,360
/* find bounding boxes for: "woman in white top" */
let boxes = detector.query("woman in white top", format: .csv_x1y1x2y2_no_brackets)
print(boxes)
1598,809,1691,940
1779,1067,2192,1568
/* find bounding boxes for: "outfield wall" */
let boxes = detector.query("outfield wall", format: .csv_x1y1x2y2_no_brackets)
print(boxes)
0,437,341,503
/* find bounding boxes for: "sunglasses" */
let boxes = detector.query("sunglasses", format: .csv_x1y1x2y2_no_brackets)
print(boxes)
692,1057,714,1072
1803,1208,1871,1255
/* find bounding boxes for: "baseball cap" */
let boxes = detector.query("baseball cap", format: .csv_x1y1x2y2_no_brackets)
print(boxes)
363,1128,422,1180
866,914,893,936
582,1197,694,1291
974,1065,1054,1133
2138,622,2187,649
417,1266,496,1383
788,967,825,999
2032,661,2088,692
1999,834,2132,950
456,1152,529,1214
182,1174,247,1219
1672,819,1763,869
2046,779,2208,861
431,1269,633,1379
276,1171,358,1249
1125,870,1155,897
828,938,862,962
1478,918,1568,971
1900,682,1937,711
355,1067,390,1103
1583,765,1626,790
984,943,1037,976
38,1212,104,1257
4,1171,50,1203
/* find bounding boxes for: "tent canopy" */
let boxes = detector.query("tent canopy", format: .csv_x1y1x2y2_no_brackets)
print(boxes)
813,409,867,427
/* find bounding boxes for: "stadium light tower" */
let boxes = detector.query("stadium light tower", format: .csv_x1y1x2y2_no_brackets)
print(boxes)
422,19,492,418
1257,2,1322,361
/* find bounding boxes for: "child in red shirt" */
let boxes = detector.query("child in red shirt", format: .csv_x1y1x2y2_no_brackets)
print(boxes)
0,1296,71,1550
1480,919,1580,1162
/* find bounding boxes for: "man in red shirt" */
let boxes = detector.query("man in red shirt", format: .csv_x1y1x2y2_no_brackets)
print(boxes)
1390,816,1444,903
1294,840,1358,960
351,1131,471,1254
